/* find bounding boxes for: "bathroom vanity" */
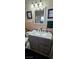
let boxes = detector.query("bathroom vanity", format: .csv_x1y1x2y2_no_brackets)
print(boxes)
27,30,53,58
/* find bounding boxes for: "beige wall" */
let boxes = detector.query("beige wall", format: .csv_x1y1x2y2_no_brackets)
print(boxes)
25,0,53,30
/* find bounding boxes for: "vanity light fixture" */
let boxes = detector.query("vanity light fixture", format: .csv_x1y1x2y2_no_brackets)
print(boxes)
31,0,45,10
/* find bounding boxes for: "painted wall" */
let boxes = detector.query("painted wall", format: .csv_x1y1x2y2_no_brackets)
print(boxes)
25,0,53,30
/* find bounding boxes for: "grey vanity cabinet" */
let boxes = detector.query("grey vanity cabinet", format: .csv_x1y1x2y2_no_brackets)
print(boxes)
28,35,53,57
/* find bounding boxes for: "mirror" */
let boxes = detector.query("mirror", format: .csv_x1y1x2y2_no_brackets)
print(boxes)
35,10,44,23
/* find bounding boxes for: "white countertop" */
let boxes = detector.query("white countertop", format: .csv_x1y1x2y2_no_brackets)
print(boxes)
26,30,52,39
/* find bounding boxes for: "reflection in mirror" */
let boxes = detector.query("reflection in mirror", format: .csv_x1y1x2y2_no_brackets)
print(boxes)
35,10,44,23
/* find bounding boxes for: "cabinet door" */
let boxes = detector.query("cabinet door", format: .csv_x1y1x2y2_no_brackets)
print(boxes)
39,38,52,56
29,35,39,50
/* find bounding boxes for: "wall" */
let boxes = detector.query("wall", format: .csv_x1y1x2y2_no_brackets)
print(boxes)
25,0,53,30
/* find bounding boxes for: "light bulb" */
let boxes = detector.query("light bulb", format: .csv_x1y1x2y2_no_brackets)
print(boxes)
35,3,38,8
39,2,42,7
31,4,34,8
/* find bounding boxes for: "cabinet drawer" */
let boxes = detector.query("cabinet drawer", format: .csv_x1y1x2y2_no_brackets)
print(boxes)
39,45,51,55
39,41,52,48
39,43,51,48
39,45,51,52
40,48,50,55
